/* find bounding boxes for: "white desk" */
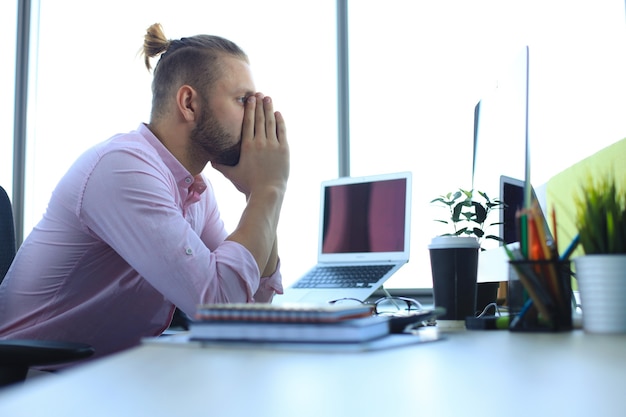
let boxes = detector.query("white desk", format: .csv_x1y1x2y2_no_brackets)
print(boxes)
0,329,624,417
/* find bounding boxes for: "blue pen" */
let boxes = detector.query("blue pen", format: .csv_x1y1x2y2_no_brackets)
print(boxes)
560,234,580,261
510,298,533,329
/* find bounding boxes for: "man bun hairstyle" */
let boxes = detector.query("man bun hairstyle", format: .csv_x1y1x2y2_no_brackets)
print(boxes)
143,23,170,71
141,23,249,120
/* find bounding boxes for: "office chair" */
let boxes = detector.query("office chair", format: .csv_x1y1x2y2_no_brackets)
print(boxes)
0,185,95,387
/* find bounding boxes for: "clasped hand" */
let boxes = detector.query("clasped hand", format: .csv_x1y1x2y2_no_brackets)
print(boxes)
213,93,290,198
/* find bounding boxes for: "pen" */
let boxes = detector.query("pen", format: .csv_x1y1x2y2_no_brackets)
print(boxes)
560,234,580,261
510,298,533,330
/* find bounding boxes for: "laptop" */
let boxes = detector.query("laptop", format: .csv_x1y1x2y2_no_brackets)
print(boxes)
274,171,412,305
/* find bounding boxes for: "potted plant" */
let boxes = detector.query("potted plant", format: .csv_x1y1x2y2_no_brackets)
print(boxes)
573,175,626,333
430,188,506,248
429,189,506,320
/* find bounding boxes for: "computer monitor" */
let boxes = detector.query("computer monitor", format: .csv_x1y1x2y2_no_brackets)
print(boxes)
472,46,530,249
499,175,525,245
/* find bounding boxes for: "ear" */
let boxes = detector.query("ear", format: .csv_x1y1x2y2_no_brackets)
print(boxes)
175,85,200,122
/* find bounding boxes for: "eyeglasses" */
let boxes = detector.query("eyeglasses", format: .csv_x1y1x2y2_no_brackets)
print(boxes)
328,296,424,317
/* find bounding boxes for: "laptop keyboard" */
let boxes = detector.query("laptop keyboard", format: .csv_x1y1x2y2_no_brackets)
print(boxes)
293,264,394,289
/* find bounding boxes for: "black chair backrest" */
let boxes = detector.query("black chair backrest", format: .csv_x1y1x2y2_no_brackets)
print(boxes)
0,186,16,282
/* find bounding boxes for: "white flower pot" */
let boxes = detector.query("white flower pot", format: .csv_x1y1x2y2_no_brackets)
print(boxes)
575,255,626,334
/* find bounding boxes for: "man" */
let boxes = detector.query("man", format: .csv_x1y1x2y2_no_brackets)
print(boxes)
0,23,289,361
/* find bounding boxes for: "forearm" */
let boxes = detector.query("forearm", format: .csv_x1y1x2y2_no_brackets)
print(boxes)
262,236,279,277
255,240,283,302
214,92,288,281
226,186,284,275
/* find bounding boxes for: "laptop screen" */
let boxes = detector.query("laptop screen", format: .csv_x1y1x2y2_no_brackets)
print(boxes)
318,172,412,261
499,174,553,246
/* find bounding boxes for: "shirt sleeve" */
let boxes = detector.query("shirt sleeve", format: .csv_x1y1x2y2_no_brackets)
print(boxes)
257,258,284,301
79,148,280,315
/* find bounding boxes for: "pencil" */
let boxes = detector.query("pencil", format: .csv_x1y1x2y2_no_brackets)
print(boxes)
530,203,552,260
510,262,554,324
551,207,559,259
518,210,529,259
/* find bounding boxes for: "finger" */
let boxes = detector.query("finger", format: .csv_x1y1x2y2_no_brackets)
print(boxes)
242,95,256,142
263,96,277,140
275,111,287,145
254,93,266,140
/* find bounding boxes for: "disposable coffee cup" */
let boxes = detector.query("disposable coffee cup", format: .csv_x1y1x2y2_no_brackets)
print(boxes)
428,236,480,327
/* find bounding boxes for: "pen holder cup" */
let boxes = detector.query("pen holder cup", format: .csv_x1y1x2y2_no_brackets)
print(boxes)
508,259,573,332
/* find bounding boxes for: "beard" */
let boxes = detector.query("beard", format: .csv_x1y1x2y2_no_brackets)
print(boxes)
189,107,241,166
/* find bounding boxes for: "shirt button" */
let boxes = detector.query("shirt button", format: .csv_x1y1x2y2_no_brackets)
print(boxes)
185,177,192,184
185,248,193,255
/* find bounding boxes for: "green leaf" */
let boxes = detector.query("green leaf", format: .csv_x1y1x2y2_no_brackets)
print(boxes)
574,174,626,254
485,234,504,242
452,202,464,222
459,189,472,199
455,227,469,235
473,201,487,223
431,187,507,245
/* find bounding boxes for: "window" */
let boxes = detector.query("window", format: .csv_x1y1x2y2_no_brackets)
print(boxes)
0,1,17,194
25,0,337,283
18,0,626,291
348,1,626,288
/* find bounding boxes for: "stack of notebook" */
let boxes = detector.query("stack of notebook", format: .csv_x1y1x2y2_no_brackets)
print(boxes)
189,303,390,343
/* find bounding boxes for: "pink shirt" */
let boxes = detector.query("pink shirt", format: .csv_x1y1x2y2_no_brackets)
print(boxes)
0,124,282,361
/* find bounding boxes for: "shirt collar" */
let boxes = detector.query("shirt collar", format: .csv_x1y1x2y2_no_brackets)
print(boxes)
137,123,208,205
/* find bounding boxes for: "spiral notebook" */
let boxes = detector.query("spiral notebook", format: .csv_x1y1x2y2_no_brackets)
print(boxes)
274,172,412,305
